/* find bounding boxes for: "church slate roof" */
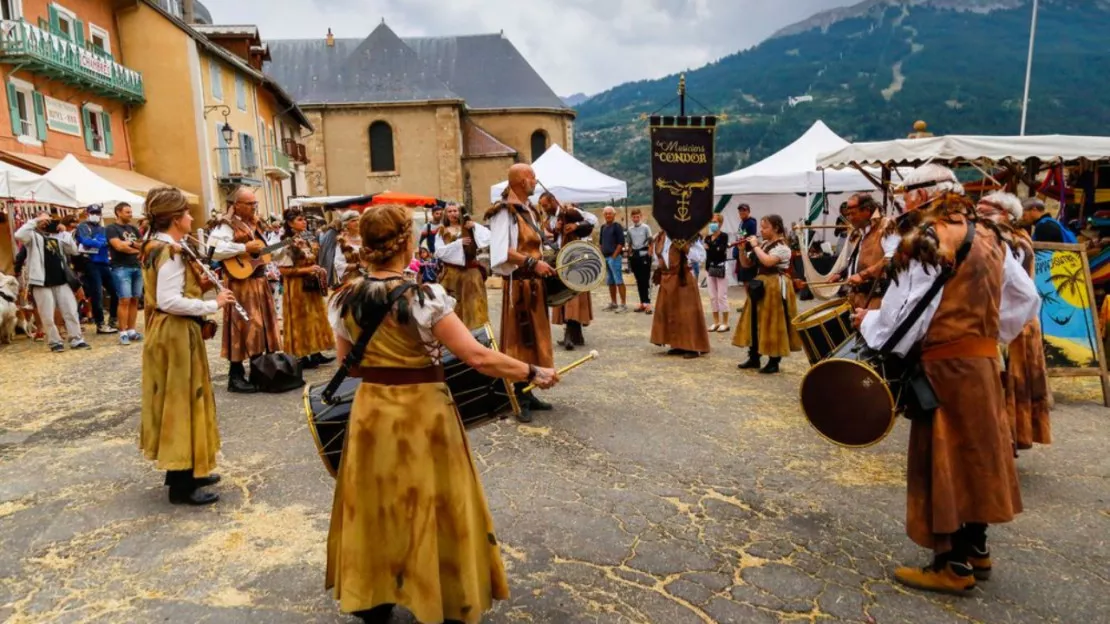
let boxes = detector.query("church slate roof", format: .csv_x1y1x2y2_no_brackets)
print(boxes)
267,23,570,112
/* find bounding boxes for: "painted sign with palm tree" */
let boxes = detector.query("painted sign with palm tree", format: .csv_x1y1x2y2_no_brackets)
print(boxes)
1033,246,1102,369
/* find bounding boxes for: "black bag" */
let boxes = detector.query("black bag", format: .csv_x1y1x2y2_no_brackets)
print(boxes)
707,266,726,279
746,278,765,302
249,352,305,393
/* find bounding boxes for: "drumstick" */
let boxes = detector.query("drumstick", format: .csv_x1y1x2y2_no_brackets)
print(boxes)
812,280,850,288
522,349,599,394
554,255,594,272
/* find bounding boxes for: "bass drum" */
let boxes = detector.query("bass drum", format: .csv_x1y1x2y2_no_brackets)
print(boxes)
304,323,521,477
545,240,605,307
799,334,907,448
792,298,853,365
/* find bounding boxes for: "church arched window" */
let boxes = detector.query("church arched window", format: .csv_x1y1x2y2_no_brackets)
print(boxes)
369,121,395,172
530,129,548,162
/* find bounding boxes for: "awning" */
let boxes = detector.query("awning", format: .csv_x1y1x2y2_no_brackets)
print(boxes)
0,152,200,206
818,134,1110,170
292,193,443,211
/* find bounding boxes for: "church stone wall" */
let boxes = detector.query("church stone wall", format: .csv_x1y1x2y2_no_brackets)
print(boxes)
463,155,516,211
302,110,329,196
468,111,574,162
309,104,464,199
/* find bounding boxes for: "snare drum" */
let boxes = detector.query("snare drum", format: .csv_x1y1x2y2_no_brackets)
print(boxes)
799,334,907,447
304,323,520,476
792,298,853,365
545,240,606,307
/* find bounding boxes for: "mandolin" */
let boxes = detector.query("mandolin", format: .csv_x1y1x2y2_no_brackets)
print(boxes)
222,238,293,281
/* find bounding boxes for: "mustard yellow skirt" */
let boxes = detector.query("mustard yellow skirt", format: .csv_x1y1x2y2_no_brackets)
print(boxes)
282,275,335,357
733,274,803,358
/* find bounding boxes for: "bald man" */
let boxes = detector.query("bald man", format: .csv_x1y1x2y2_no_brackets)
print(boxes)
209,186,282,393
487,164,556,423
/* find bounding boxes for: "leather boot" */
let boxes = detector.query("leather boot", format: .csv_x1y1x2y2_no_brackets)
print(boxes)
194,474,221,487
738,352,762,369
894,555,976,595
227,362,258,394
514,383,534,423
311,352,336,366
354,603,394,623
569,321,586,346
558,328,574,351
166,471,219,506
528,392,553,411
760,357,781,374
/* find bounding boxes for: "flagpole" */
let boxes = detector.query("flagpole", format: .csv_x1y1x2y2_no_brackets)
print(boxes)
1020,0,1039,136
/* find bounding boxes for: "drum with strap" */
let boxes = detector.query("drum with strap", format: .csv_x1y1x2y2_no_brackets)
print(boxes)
304,323,520,477
792,298,854,365
545,240,606,307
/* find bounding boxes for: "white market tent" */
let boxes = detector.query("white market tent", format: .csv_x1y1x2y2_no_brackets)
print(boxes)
817,134,1110,170
0,160,78,207
714,121,881,284
490,144,627,204
43,155,145,215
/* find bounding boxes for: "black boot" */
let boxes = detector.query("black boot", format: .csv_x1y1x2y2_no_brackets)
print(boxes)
738,352,762,369
514,383,534,423
299,356,320,370
311,352,336,366
528,392,553,411
354,603,394,624
558,328,574,351
227,362,258,394
166,470,219,506
194,474,221,487
568,321,586,347
759,357,781,374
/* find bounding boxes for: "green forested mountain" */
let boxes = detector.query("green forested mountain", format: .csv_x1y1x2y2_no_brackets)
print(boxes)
573,0,1110,202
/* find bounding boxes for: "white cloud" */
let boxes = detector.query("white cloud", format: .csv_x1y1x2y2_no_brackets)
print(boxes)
206,0,858,95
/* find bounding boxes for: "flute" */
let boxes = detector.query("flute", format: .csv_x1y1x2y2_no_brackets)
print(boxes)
183,236,251,322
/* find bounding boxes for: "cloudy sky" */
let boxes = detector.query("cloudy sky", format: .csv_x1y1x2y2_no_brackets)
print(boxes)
209,0,858,96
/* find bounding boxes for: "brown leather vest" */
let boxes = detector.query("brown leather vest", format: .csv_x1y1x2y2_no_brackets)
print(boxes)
923,217,1005,348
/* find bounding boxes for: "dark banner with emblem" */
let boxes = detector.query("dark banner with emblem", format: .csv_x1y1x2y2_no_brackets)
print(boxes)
650,116,716,243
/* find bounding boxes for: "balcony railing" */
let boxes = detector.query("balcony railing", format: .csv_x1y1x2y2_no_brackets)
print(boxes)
0,19,145,104
262,145,291,180
215,147,260,183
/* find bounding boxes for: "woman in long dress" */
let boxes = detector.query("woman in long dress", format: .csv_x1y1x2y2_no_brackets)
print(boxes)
139,187,235,505
649,231,710,358
326,204,559,624
976,192,1051,449
277,208,336,369
332,210,364,285
434,204,491,329
733,214,802,374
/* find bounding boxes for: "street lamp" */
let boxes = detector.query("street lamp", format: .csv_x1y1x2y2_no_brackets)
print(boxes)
203,104,235,144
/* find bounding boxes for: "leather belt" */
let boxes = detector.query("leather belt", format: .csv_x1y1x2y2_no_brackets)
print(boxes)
348,365,445,385
922,337,999,362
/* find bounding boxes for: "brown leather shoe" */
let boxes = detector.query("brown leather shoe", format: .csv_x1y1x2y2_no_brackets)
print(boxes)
894,560,976,595
968,546,992,581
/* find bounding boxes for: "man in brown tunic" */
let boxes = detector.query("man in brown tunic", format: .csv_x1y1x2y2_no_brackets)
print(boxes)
841,193,899,310
541,193,596,351
487,164,555,422
855,164,1040,595
208,186,282,393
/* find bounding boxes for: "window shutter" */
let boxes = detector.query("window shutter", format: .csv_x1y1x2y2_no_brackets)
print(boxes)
101,112,113,154
74,20,84,46
48,5,60,34
81,106,94,151
32,92,46,141
239,132,248,171
7,83,20,135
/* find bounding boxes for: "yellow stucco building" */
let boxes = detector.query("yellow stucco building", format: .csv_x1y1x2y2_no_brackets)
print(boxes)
116,0,311,223
267,23,576,210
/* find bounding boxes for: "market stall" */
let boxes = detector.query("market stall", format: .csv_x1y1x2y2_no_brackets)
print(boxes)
489,144,627,204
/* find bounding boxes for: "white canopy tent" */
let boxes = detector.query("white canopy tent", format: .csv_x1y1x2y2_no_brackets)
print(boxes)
0,160,78,207
817,134,1110,170
490,144,627,204
43,155,145,215
713,121,881,284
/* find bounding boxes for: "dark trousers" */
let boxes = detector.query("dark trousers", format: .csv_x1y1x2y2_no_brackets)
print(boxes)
82,262,118,324
630,253,652,305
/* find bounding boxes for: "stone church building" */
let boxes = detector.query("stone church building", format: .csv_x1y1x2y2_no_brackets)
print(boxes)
267,23,575,209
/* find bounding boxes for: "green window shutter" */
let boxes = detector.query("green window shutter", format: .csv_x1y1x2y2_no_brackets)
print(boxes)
32,92,46,141
101,112,113,154
81,106,94,151
48,5,59,34
7,83,20,135
239,133,248,170
74,20,84,46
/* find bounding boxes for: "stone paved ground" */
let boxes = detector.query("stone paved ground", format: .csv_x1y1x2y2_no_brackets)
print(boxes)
1,285,1108,623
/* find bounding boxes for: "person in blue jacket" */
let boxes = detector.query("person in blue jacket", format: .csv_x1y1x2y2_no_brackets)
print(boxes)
75,204,119,334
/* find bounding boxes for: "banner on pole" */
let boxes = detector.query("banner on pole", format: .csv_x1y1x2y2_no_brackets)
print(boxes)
650,115,716,243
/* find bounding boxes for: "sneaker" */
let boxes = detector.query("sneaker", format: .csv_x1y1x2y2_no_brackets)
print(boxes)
129,331,144,342
97,324,119,335
717,325,731,333
894,559,976,595
70,339,92,350
109,318,118,330
49,342,65,353
603,303,618,312
708,324,720,332
616,304,628,314
120,333,131,346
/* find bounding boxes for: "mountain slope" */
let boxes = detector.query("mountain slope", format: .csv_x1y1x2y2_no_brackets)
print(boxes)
574,0,1110,202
